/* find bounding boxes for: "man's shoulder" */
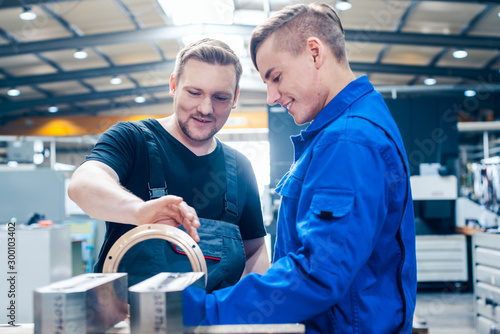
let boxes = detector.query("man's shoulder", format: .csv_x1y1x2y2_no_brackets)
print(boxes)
316,102,397,152
219,142,253,172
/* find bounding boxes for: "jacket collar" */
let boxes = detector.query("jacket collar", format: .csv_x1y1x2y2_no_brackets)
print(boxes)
301,75,374,139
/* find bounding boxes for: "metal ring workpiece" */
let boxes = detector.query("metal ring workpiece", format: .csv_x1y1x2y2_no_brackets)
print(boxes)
102,224,208,285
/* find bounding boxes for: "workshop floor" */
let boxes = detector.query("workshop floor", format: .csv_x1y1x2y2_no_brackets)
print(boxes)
415,291,476,334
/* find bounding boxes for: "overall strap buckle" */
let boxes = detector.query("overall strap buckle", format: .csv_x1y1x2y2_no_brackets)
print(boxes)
148,182,168,200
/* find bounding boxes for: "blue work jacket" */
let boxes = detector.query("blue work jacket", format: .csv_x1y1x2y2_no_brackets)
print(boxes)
185,76,417,333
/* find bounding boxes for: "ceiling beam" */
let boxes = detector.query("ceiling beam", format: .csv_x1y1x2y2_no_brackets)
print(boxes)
350,62,500,81
0,0,77,8
1,24,500,58
0,25,252,57
1,60,497,89
344,29,500,50
0,84,171,113
0,61,175,87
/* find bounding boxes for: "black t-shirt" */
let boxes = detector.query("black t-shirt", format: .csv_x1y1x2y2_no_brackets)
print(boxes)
86,118,266,272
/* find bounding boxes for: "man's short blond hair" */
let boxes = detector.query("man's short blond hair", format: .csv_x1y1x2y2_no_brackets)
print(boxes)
174,38,242,93
250,3,346,71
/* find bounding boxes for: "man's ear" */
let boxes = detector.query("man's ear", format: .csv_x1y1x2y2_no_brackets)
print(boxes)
307,37,323,69
232,87,240,109
169,74,176,97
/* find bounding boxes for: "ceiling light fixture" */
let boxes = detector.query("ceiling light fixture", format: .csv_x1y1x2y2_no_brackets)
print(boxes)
335,0,352,11
464,90,476,97
19,7,37,21
73,49,88,59
424,77,437,86
135,96,146,104
48,106,59,113
7,88,20,97
156,0,234,26
110,76,122,85
453,49,468,59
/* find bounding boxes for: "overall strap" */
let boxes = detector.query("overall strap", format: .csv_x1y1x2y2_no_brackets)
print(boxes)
129,121,168,200
220,144,238,224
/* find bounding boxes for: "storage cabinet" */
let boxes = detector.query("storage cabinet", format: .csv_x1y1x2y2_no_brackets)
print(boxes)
473,232,500,333
416,234,468,283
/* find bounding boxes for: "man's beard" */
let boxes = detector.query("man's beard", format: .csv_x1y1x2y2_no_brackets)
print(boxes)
178,116,218,142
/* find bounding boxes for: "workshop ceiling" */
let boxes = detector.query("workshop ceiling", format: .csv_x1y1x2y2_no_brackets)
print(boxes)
0,0,500,125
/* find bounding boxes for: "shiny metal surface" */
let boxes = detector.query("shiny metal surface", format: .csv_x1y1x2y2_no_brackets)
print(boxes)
128,272,205,334
34,273,128,334
185,324,306,333
102,224,208,286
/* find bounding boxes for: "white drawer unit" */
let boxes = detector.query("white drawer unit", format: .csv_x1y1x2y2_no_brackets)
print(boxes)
416,234,468,282
473,232,500,333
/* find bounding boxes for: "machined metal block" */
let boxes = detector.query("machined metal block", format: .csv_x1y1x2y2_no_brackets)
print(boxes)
129,272,205,334
34,273,128,334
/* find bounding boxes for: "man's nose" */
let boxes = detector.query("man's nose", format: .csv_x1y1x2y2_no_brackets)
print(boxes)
197,97,213,114
266,84,281,106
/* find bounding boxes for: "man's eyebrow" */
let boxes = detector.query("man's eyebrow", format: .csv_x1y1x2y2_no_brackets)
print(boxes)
264,67,276,81
184,86,232,96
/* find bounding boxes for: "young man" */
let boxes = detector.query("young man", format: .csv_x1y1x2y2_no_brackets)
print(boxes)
184,3,416,333
68,38,270,292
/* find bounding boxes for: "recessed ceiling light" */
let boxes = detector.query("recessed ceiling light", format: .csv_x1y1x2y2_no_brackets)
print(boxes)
110,77,122,85
335,0,352,11
135,96,146,103
453,50,468,59
7,88,20,97
464,90,476,97
73,49,88,59
424,78,437,86
19,8,37,21
48,106,59,113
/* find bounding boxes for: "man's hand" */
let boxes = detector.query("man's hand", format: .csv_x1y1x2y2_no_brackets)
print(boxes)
134,195,201,242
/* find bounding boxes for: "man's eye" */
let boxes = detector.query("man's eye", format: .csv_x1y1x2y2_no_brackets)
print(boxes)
214,96,229,101
273,75,281,83
188,91,200,96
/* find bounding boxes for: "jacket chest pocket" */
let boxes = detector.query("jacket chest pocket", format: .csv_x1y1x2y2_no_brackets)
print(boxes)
310,189,355,220
276,172,303,200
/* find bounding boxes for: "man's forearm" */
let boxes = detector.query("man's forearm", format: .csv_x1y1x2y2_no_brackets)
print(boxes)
68,161,143,225
68,160,201,241
241,237,271,277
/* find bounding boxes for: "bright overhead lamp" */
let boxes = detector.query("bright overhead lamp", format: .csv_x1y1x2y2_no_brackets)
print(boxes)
464,90,476,97
335,0,352,11
135,96,146,104
453,49,468,59
73,49,88,59
7,88,20,97
48,106,59,113
156,0,234,26
497,11,500,18
19,7,37,21
110,76,122,85
33,153,44,165
424,77,437,86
